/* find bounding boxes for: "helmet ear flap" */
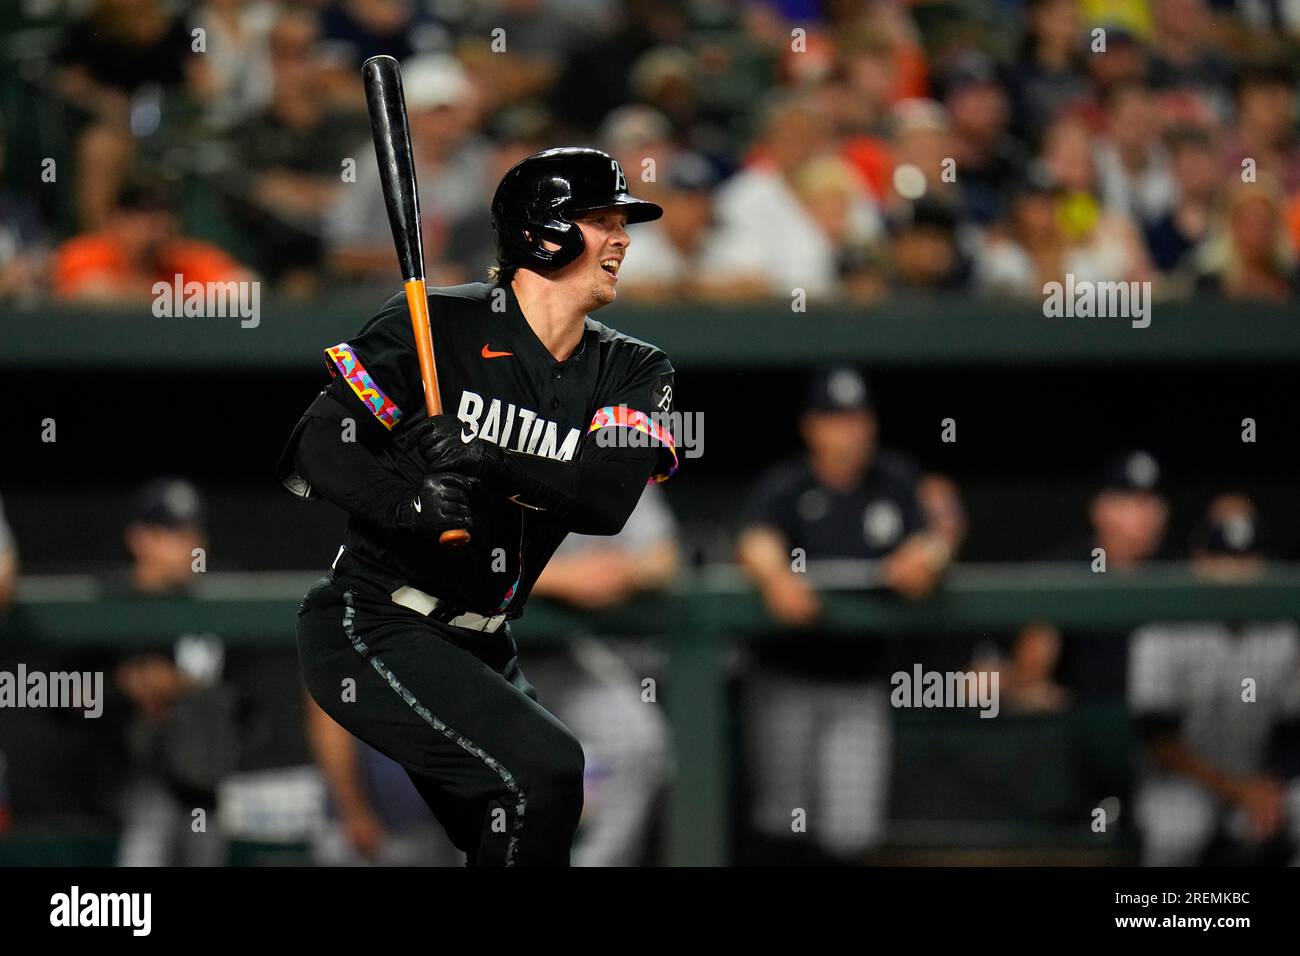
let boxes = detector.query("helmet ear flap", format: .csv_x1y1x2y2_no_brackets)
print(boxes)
501,213,584,272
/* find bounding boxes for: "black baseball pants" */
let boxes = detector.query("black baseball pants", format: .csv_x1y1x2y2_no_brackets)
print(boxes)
297,573,584,866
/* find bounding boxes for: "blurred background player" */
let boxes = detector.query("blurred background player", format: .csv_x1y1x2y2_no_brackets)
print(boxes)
527,483,678,867
1129,494,1300,865
108,477,240,867
1039,450,1170,813
736,366,960,863
305,695,458,866
1048,450,1170,698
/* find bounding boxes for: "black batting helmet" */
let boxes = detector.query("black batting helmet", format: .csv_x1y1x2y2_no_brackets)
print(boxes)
490,147,663,273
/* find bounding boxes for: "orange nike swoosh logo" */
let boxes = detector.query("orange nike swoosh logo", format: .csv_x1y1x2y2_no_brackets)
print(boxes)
481,344,514,359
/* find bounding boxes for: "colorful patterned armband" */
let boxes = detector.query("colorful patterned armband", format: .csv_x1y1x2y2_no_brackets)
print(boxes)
588,404,679,483
325,343,403,430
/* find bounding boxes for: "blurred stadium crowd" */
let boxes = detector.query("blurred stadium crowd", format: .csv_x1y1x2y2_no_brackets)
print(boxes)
0,0,1299,303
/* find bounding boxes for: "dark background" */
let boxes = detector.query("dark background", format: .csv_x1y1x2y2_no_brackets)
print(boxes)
4,360,1298,573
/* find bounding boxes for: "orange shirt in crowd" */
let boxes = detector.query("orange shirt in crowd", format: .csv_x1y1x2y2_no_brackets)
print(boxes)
53,234,247,300
1288,193,1300,255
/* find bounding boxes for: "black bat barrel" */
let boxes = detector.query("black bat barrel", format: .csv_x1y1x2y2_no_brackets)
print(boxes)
362,55,425,282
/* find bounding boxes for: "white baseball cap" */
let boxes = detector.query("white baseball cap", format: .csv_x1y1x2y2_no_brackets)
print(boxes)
401,54,472,110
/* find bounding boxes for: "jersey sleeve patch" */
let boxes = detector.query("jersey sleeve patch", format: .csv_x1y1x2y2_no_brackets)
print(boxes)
325,342,403,430
588,404,679,484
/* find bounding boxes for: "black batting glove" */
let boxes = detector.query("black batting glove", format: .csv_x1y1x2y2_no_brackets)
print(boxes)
394,473,475,535
408,415,503,479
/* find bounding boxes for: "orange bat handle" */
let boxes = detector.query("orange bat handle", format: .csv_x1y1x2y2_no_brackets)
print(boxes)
404,278,470,548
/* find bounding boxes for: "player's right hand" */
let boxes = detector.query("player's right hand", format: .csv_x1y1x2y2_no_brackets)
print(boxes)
762,576,822,628
394,473,475,535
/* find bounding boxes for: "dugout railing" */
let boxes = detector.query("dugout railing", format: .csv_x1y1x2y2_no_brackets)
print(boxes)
4,563,1300,865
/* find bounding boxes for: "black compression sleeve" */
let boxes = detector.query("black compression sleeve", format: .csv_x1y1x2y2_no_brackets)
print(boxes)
489,441,659,536
292,392,413,531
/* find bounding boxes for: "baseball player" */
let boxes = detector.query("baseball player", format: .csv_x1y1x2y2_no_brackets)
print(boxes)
277,147,678,866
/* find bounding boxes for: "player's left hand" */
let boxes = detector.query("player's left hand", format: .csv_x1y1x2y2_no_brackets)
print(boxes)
408,415,498,477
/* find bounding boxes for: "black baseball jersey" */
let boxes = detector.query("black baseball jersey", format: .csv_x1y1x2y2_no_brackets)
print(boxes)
742,450,926,678
278,280,677,617
742,450,925,560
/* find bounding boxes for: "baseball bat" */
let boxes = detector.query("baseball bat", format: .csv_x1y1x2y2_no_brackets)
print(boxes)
362,54,469,547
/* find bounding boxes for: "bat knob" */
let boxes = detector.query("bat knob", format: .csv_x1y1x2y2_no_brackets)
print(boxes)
439,528,471,548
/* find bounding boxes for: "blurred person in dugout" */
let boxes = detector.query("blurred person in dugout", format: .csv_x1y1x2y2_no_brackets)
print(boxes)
107,478,240,866
305,697,458,866
1129,495,1300,866
305,487,677,866
1040,451,1170,808
1047,451,1170,697
736,366,964,863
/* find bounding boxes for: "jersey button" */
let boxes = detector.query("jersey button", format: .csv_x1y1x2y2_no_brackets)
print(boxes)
550,398,560,410
551,367,562,380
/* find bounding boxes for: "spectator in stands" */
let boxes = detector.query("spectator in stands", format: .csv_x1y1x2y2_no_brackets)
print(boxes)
975,166,1070,296
1195,175,1298,301
794,155,892,299
884,99,960,216
459,0,574,111
626,45,723,163
320,0,421,68
186,0,278,133
547,0,689,133
110,478,240,866
54,0,195,230
598,104,678,212
1037,114,1155,284
1094,82,1177,228
52,179,252,302
527,484,678,866
1012,0,1091,143
0,493,17,612
326,53,491,285
616,151,764,300
1143,125,1220,285
1130,494,1300,865
1222,62,1300,195
711,92,881,300
444,113,551,282
305,695,460,866
736,366,958,863
1080,26,1149,102
230,7,369,296
937,50,1026,227
1146,0,1232,113
886,196,969,292
826,26,904,202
